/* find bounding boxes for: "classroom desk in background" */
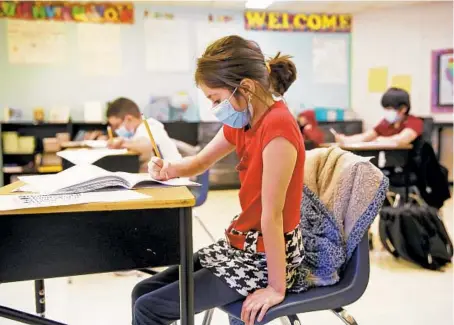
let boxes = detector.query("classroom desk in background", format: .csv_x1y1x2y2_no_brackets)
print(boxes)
320,143,413,198
319,142,413,168
0,183,196,325
60,149,140,173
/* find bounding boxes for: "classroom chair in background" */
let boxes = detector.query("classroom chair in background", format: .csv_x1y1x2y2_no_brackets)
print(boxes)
202,234,370,325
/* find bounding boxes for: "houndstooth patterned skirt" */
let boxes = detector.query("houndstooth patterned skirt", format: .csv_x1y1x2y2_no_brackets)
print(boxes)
198,219,305,296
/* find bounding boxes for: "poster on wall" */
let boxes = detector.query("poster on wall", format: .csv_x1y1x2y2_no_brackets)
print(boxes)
144,19,191,72
0,1,134,24
431,48,453,113
312,37,347,85
7,20,67,64
244,11,351,32
77,24,122,76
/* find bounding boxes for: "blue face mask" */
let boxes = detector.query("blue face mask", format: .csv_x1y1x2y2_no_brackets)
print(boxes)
115,125,134,139
212,88,251,129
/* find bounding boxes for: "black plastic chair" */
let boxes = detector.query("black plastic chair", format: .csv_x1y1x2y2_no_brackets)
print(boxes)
202,233,370,325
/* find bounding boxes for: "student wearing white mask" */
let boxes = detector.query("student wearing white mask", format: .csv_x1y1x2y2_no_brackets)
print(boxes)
106,97,181,172
334,87,423,145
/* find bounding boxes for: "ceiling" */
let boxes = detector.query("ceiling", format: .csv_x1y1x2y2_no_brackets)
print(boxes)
141,0,434,14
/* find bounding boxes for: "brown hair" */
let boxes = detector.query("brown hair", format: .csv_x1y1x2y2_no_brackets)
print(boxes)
106,97,141,119
195,35,297,100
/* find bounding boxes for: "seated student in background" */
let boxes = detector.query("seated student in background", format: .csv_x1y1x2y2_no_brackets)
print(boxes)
296,110,324,147
106,97,181,171
335,87,423,145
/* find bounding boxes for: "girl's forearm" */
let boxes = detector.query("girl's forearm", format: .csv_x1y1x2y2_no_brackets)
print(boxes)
262,214,287,295
172,155,209,178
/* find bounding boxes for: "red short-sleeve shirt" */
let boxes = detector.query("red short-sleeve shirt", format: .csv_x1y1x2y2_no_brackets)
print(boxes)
223,100,305,252
373,115,423,137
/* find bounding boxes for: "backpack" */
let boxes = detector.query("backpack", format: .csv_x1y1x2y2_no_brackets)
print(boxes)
379,192,453,270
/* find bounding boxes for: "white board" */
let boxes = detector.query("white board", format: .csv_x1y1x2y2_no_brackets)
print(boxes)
312,37,348,85
144,19,191,72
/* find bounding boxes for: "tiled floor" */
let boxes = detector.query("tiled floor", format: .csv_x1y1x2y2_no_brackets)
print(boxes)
0,190,452,325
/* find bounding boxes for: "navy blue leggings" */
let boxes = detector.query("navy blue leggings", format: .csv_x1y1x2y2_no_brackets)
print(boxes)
131,254,245,325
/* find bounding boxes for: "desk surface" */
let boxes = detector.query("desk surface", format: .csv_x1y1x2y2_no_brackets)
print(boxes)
61,146,139,156
320,142,413,151
0,182,195,216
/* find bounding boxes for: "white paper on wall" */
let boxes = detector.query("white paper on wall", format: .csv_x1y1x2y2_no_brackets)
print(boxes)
312,37,348,85
195,21,243,59
195,22,243,121
7,20,67,64
84,101,104,122
144,19,191,72
77,24,122,76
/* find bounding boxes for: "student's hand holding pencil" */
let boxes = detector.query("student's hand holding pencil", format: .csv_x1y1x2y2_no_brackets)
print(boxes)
107,138,124,149
148,157,176,181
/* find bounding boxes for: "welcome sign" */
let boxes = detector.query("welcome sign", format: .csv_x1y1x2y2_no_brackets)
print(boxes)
244,11,351,32
0,1,134,24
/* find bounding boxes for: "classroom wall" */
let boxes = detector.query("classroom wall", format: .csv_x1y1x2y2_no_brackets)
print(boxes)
0,3,351,122
351,1,453,128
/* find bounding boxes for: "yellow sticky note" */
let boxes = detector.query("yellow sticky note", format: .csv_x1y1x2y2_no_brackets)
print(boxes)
368,67,388,93
391,75,412,93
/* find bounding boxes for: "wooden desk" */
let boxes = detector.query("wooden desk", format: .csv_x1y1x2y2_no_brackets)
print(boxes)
0,183,196,325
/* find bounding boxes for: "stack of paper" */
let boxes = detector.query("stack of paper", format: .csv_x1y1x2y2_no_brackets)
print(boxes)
57,148,127,165
83,140,108,148
18,164,200,195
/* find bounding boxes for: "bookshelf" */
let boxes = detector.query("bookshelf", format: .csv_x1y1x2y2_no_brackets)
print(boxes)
0,121,106,186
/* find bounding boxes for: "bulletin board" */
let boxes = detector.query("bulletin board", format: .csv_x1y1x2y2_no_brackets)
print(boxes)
0,3,351,122
431,48,453,113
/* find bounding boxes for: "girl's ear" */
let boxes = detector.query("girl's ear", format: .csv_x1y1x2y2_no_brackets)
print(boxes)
239,78,256,97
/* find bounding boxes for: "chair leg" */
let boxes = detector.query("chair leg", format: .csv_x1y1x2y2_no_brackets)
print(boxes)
202,309,214,325
285,315,302,325
34,280,45,317
331,308,358,325
138,269,159,276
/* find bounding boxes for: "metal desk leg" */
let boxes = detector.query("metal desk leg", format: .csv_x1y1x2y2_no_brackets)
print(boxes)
35,280,45,317
179,207,194,325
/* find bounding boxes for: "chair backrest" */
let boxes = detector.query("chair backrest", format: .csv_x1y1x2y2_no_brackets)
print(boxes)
194,169,210,207
419,117,434,144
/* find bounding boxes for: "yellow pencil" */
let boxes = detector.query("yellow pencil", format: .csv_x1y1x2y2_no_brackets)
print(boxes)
107,126,113,140
141,114,162,159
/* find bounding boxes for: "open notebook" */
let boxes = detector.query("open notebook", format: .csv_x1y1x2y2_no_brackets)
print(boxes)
18,164,200,195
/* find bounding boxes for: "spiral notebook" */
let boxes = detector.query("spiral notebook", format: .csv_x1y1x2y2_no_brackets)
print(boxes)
18,164,200,195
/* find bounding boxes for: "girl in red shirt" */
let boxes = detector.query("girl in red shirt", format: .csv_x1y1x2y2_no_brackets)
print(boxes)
133,36,305,325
